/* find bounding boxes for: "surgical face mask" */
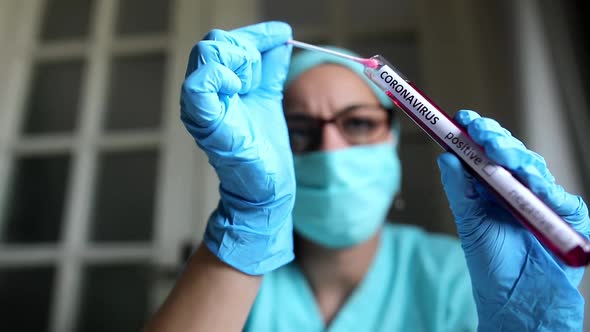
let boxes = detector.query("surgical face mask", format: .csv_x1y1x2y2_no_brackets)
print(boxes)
292,142,401,248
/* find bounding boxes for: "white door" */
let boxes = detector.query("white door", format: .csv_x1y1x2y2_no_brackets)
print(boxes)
0,0,218,331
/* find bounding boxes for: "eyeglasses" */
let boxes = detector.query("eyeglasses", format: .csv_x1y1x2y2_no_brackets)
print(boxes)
285,104,393,153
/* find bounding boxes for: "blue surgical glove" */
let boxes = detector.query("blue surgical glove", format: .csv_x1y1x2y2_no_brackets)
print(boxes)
180,22,296,275
437,110,589,331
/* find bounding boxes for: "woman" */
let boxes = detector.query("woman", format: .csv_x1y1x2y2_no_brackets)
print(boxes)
145,21,588,331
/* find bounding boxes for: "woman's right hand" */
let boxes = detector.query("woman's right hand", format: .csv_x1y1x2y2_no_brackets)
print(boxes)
180,21,296,275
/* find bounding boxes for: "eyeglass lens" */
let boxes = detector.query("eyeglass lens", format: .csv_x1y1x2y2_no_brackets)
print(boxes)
285,105,392,153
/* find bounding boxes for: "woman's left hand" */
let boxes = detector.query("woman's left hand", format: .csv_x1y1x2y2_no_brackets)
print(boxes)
437,110,589,331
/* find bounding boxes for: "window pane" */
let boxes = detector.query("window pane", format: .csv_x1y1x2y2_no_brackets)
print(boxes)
116,0,171,36
91,149,158,242
344,0,416,31
0,266,55,332
2,155,70,243
76,263,150,332
261,0,329,27
22,60,85,134
104,53,166,131
40,0,95,41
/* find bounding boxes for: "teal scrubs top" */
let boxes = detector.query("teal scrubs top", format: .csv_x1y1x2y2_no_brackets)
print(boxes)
245,223,478,331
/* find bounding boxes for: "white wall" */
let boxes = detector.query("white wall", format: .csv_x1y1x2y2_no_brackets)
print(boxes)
514,0,590,329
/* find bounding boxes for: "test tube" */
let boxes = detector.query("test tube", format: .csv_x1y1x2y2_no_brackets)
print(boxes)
362,54,590,267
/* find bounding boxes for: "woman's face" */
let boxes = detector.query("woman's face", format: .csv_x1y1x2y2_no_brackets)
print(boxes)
283,64,393,153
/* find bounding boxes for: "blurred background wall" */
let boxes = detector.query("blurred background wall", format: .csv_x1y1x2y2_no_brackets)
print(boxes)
0,0,588,331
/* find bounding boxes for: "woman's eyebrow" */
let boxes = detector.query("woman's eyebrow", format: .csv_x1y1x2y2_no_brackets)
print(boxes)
336,103,382,114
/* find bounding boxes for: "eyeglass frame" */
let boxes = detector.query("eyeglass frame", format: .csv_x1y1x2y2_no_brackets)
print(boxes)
284,104,395,153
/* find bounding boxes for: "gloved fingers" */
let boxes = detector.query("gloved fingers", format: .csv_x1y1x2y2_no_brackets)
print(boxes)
455,110,552,179
552,191,590,236
185,29,240,77
190,40,260,95
517,171,590,235
230,21,293,53
437,152,482,220
187,22,292,95
454,110,589,234
454,110,515,140
181,62,241,129
454,110,557,192
461,115,578,216
201,29,262,93
258,41,292,97
455,110,528,163
229,22,292,96
480,136,554,181
438,152,510,255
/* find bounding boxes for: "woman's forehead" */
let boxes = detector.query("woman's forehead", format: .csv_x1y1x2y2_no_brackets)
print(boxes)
283,64,379,116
